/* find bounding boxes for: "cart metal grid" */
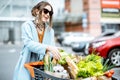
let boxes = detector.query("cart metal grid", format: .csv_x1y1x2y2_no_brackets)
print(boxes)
33,67,70,80
24,61,70,80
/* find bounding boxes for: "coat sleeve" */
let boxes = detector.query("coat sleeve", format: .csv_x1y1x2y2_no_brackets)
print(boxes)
21,22,47,55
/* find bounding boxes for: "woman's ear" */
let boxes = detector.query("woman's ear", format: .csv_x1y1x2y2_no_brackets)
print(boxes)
35,9,39,15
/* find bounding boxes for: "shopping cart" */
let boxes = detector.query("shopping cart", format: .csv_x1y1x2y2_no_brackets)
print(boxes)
24,61,70,80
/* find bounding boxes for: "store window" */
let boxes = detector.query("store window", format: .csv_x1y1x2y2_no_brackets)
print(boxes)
102,24,120,32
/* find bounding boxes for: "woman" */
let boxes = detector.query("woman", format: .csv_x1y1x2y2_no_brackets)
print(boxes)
13,1,61,80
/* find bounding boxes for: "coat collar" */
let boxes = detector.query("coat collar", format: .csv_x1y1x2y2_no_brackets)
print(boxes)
29,21,50,44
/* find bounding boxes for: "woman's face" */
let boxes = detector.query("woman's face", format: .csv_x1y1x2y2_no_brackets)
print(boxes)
41,5,52,22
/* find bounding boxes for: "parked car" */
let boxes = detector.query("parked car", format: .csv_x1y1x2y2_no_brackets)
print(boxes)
56,32,72,45
88,31,120,66
72,41,89,53
84,31,116,55
62,32,94,46
93,31,116,41
71,31,115,54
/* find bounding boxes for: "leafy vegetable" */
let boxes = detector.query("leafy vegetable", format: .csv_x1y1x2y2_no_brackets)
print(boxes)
77,54,104,78
58,49,71,65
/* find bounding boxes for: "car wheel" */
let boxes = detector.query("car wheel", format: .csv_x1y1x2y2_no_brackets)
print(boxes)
108,48,120,66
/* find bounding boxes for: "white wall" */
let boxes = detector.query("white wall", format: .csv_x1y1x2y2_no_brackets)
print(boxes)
47,0,65,17
71,0,83,15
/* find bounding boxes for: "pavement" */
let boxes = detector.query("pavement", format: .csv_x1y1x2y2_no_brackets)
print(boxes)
0,43,22,80
112,68,120,80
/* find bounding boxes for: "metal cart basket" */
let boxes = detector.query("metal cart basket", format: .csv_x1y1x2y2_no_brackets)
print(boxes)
24,61,70,80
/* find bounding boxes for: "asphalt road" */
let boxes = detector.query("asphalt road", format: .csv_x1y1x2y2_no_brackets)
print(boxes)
0,44,22,80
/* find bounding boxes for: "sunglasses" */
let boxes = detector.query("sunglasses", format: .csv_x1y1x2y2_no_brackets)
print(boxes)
43,8,53,16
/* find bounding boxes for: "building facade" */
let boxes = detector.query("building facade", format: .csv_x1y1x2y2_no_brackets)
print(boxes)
0,0,120,43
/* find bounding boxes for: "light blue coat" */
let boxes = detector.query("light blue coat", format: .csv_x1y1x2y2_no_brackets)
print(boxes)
13,21,55,80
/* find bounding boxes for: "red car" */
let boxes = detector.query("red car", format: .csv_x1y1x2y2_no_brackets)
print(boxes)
88,31,120,66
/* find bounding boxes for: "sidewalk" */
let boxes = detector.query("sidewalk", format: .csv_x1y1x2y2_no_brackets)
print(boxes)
0,41,22,46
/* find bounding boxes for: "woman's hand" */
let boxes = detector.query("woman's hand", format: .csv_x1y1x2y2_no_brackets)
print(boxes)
46,46,61,60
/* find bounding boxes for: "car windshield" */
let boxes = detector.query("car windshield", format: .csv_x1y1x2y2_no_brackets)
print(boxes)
95,31,116,38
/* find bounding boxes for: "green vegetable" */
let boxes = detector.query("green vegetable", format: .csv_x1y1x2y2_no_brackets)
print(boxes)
102,59,115,72
85,54,101,63
77,54,104,78
58,49,71,65
44,64,49,71
49,62,53,72
44,54,54,72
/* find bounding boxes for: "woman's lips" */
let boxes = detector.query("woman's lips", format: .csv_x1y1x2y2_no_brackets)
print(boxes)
44,16,48,20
